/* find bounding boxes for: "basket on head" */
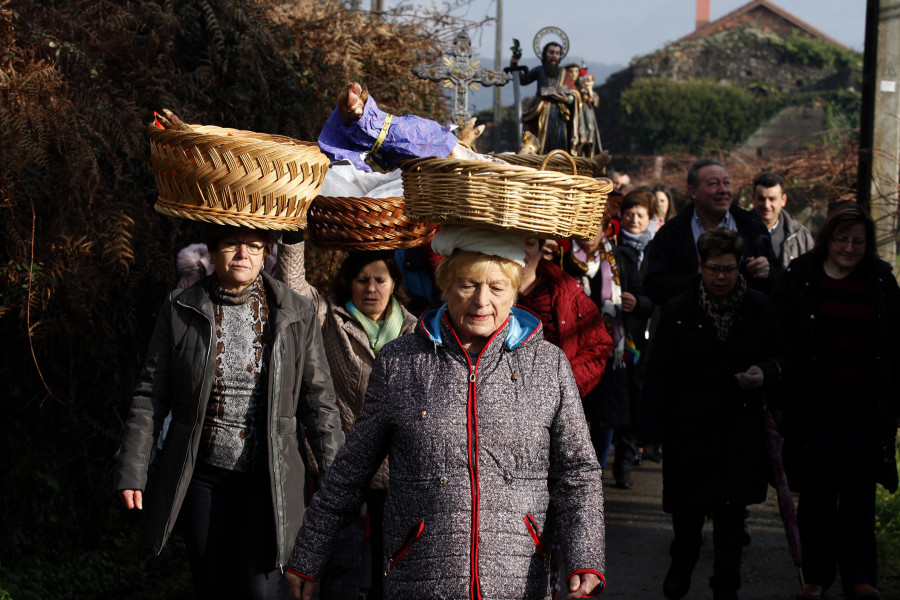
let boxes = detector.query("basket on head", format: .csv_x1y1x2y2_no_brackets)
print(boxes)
489,150,610,176
400,150,613,239
307,195,439,251
148,124,330,230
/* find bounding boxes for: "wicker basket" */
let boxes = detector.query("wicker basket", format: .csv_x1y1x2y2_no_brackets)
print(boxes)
400,150,613,239
488,150,610,176
307,195,439,250
148,124,330,230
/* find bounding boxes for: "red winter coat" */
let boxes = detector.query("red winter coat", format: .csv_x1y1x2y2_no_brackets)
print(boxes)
518,259,612,397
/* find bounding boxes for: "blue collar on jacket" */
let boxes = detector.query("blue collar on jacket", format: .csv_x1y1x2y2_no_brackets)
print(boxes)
419,304,541,350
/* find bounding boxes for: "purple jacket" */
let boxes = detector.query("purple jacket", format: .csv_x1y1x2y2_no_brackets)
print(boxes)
288,305,606,599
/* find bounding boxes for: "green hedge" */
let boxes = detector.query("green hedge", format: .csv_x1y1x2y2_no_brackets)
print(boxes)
620,78,784,154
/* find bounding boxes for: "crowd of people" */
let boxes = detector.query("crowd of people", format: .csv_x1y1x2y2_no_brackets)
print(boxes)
116,97,898,600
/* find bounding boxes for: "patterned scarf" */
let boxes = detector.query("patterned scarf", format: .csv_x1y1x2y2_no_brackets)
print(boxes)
698,274,747,341
345,296,404,354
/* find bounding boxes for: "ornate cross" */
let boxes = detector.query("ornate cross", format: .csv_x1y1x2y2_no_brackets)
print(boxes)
411,30,510,129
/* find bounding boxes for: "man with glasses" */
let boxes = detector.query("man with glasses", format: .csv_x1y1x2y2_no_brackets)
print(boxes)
644,158,777,306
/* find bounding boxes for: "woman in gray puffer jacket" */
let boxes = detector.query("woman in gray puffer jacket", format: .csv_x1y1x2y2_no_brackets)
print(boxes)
286,228,606,600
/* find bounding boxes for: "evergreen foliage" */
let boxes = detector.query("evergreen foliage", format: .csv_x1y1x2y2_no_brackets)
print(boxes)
620,78,784,154
771,30,863,70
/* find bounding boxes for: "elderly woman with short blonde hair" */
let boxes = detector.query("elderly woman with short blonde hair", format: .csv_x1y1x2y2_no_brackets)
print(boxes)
285,226,606,600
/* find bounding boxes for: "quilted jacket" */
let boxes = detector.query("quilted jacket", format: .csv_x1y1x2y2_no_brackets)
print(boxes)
517,258,612,398
287,305,606,599
277,241,417,488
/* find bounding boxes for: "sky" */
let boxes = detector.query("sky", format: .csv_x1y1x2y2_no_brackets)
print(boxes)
385,0,867,110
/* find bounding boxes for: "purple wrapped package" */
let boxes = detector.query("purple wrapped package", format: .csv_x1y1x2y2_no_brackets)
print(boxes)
317,95,458,172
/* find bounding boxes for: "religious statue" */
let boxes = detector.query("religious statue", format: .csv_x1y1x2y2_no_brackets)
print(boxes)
576,71,603,158
510,27,580,155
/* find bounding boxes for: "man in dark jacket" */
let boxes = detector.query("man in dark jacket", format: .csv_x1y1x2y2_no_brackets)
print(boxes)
643,158,777,306
750,172,814,268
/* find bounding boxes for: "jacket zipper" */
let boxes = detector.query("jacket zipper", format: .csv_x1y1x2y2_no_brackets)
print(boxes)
467,361,481,600
159,299,214,555
383,518,425,576
269,322,287,571
267,305,305,568
441,313,512,600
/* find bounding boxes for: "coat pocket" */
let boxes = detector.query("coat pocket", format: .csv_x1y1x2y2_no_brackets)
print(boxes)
524,513,546,564
384,518,425,577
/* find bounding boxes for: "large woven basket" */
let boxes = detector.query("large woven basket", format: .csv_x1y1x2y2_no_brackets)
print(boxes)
400,150,613,239
307,195,439,250
489,150,610,176
148,124,330,230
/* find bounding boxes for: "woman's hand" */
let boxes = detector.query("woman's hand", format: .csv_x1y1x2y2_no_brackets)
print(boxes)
567,572,602,598
621,291,637,313
118,489,143,510
734,365,764,390
286,571,315,600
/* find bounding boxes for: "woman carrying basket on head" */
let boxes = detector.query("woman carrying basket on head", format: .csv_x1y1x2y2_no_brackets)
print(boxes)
284,226,606,600
114,225,344,600
277,229,418,600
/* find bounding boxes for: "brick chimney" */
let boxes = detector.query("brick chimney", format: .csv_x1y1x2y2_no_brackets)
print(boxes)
696,0,710,29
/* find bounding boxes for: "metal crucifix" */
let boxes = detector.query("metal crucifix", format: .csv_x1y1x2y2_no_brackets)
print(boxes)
412,30,510,129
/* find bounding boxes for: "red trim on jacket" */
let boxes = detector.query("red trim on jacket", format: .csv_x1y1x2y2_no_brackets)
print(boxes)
523,514,546,562
567,569,606,597
384,519,425,576
285,567,316,583
441,312,511,600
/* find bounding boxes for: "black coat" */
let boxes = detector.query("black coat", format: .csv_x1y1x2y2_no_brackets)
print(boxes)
772,253,900,493
563,245,652,429
643,279,783,512
643,203,777,306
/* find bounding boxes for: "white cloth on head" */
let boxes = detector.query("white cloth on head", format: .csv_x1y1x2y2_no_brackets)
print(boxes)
431,225,526,267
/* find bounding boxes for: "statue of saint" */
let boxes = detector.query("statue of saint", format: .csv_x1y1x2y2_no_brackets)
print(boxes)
511,41,580,155
576,71,603,158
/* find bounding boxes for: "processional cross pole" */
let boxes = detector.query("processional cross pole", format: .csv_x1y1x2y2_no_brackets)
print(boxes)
411,30,510,129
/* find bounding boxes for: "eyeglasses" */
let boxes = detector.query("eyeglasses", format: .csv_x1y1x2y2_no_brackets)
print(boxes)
702,264,739,276
830,237,865,248
220,239,266,255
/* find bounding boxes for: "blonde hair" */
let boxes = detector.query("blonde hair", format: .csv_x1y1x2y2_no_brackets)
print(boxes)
434,251,522,301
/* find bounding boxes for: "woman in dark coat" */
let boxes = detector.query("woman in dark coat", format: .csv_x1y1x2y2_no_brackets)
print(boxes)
774,203,900,600
561,219,652,489
644,228,783,600
114,225,344,600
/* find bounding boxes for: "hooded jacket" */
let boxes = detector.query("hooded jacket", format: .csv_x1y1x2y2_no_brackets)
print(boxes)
517,258,612,398
113,271,344,568
287,305,606,599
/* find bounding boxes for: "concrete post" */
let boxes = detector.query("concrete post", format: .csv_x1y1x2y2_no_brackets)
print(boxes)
493,0,503,152
870,0,900,265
